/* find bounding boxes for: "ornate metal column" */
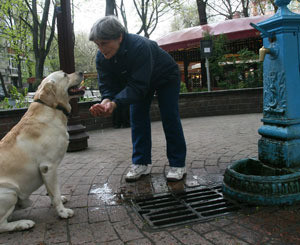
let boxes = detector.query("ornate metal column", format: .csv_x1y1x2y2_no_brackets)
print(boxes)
56,0,89,151
257,0,300,168
222,0,300,205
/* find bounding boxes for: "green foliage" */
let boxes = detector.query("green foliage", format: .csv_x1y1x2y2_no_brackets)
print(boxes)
0,0,30,44
74,32,97,73
84,77,98,90
171,1,200,31
0,86,30,109
206,34,263,90
218,49,263,89
0,0,32,85
45,39,60,72
192,87,207,92
0,98,11,110
180,82,188,93
79,97,94,102
206,34,228,88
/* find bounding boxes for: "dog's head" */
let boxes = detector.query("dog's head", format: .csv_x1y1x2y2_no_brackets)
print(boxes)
33,71,85,114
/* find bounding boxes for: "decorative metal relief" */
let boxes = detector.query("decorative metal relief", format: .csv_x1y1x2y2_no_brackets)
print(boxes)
263,71,287,116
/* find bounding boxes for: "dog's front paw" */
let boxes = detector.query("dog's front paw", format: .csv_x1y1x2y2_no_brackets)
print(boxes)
14,220,35,231
58,208,74,219
0,220,35,233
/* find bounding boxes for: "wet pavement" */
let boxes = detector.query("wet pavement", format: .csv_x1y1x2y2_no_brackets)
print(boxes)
2,113,300,244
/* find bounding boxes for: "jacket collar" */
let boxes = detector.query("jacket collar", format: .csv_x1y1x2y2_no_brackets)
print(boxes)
115,32,128,57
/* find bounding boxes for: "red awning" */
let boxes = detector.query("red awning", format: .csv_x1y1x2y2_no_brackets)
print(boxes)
156,15,271,51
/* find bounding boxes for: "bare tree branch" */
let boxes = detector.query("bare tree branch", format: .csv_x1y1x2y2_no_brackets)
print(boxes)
116,0,128,30
207,0,242,19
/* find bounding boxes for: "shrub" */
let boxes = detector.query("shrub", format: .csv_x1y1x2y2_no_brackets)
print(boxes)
204,34,263,90
0,85,30,109
180,82,188,93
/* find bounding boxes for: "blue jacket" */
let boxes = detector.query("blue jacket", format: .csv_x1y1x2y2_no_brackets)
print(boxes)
96,33,179,106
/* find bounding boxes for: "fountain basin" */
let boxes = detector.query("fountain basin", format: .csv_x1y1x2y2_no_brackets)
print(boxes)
222,158,300,205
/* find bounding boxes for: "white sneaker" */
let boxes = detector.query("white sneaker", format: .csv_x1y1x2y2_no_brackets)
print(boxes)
166,167,186,181
125,164,150,182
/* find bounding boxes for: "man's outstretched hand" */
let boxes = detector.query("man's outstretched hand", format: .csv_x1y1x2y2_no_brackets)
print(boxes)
89,99,117,117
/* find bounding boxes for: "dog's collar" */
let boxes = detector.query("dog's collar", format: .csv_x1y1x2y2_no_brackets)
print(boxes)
34,99,70,117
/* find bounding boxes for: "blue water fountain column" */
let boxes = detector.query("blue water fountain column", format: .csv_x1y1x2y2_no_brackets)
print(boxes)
222,0,300,205
257,0,300,168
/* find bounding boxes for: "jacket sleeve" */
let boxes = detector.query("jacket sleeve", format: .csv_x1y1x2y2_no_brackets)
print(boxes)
113,42,154,106
96,52,116,101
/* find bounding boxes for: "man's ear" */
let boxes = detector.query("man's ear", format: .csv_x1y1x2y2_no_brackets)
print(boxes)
118,34,123,43
35,82,57,107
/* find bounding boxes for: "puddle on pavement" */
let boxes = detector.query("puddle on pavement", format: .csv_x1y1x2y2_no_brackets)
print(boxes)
88,174,222,207
166,178,186,193
120,174,217,198
90,183,123,205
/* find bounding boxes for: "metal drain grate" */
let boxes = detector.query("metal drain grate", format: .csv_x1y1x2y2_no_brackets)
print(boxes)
131,185,241,229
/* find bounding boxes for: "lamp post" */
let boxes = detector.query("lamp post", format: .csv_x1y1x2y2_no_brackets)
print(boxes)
56,0,89,151
200,39,213,92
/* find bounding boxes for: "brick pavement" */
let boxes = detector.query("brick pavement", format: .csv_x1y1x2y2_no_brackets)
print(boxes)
1,113,300,244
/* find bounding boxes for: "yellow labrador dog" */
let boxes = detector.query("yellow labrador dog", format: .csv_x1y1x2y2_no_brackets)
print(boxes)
0,71,84,233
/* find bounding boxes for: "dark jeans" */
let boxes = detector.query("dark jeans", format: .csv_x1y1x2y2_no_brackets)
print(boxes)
130,75,186,168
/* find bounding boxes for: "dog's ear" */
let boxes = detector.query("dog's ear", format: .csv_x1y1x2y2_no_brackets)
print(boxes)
35,82,57,107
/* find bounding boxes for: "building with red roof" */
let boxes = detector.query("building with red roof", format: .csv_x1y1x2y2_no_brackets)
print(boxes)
155,15,271,89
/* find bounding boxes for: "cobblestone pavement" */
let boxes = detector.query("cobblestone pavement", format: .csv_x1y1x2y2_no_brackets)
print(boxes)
1,113,300,245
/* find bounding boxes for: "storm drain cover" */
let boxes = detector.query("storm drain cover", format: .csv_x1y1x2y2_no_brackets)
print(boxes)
131,185,241,229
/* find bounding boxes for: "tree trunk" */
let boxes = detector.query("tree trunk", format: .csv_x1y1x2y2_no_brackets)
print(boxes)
270,0,278,13
24,0,56,91
196,0,208,89
17,60,23,88
241,0,249,17
118,0,128,30
34,57,45,89
106,0,116,16
0,72,9,97
243,8,249,17
196,0,208,25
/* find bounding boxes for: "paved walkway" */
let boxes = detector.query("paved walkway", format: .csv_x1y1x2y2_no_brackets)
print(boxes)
1,113,300,245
